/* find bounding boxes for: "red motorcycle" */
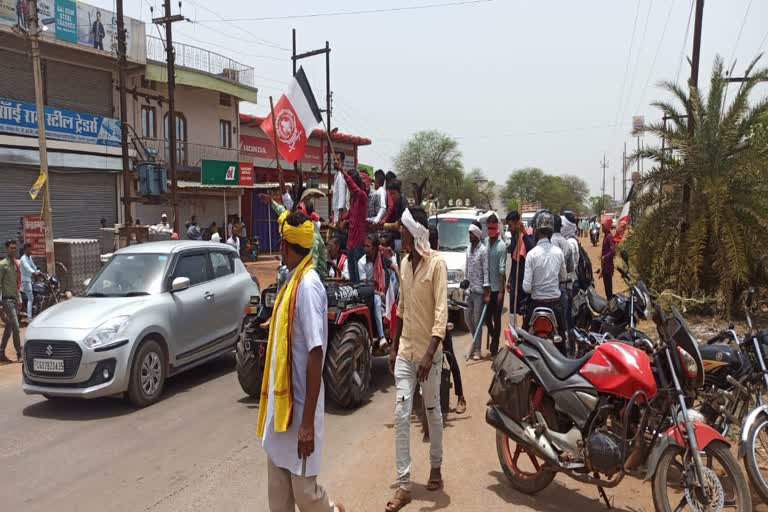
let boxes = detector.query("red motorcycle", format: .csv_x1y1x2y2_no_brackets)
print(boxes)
487,305,751,511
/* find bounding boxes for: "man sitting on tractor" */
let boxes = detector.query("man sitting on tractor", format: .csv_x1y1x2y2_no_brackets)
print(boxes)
357,233,387,349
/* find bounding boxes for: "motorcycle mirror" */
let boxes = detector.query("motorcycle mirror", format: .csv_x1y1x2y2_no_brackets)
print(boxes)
620,249,629,265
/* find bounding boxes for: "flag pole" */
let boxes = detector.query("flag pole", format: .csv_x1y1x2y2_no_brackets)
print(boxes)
268,96,283,186
511,234,522,329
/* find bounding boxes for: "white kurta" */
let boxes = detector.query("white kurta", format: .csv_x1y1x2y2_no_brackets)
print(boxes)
261,268,328,476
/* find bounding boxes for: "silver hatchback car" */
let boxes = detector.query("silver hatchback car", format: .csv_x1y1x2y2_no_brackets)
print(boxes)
22,241,259,407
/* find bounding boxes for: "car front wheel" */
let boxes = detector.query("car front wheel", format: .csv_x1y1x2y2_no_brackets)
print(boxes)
127,339,166,408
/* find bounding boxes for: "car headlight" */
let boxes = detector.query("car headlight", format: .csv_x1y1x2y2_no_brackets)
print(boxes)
263,291,277,308
447,269,464,284
83,316,130,349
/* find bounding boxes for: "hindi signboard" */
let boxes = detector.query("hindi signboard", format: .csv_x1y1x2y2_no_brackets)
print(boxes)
0,97,121,146
23,215,46,257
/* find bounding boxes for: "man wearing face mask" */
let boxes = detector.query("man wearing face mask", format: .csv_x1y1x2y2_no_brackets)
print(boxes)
484,214,506,357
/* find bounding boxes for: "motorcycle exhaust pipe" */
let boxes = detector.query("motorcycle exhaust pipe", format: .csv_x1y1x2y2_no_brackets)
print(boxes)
485,406,560,466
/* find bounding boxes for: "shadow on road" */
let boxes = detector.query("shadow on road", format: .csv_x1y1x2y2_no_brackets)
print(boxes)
22,353,237,421
487,470,640,512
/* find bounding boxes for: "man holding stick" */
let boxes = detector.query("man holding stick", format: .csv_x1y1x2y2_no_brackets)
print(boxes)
258,210,344,512
386,206,447,512
506,211,535,326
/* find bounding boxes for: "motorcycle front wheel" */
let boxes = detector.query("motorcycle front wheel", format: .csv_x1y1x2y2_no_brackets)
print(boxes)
651,441,751,512
745,412,768,504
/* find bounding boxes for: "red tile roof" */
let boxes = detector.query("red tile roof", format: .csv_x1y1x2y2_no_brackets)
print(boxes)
239,113,372,146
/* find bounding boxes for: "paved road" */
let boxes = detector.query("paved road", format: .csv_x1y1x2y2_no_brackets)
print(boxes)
1,241,764,511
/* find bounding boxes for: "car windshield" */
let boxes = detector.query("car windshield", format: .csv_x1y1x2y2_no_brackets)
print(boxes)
85,253,168,297
430,218,475,251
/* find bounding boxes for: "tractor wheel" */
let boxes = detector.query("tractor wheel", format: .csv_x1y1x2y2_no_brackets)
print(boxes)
324,321,371,409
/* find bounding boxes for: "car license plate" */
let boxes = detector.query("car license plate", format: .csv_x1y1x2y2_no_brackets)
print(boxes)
33,358,65,373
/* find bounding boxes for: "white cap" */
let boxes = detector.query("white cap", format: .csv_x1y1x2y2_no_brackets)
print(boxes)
161,213,168,218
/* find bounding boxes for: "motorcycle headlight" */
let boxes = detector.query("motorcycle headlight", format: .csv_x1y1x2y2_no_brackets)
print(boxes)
676,346,699,379
83,316,130,349
447,269,464,284
263,291,277,308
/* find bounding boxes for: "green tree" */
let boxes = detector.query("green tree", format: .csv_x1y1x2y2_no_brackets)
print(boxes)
628,56,768,311
393,130,464,204
502,168,589,213
588,195,614,216
467,168,496,209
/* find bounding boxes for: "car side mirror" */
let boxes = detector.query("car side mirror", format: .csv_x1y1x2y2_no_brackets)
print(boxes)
171,277,191,292
83,278,91,287
620,249,629,265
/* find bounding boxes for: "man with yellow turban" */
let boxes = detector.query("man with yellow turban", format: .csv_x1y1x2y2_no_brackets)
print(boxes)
257,211,344,512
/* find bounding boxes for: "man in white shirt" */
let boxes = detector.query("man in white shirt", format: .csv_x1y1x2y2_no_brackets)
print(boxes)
19,243,40,320
522,211,567,348
464,222,490,360
357,234,385,346
367,169,387,225
152,213,172,235
331,152,348,225
259,211,345,512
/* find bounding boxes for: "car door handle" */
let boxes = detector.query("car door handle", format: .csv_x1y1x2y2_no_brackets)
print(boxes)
204,292,214,300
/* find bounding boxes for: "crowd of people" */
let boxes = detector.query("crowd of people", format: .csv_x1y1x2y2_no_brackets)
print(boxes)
249,148,629,511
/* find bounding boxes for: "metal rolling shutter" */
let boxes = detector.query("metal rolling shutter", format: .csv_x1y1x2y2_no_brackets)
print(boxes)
49,171,117,238
0,168,117,242
0,49,35,103
44,60,113,117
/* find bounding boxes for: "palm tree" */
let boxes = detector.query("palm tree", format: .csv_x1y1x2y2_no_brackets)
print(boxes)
628,55,768,312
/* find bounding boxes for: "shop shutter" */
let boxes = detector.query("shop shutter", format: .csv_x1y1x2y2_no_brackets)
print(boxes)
0,167,116,242
0,49,36,104
45,60,113,117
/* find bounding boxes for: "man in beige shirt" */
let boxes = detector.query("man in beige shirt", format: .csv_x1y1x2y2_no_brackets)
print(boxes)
386,207,447,512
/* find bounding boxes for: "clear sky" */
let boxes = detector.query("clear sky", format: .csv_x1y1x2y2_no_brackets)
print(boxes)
95,0,768,197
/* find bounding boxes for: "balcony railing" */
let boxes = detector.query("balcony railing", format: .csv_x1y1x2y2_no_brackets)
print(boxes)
145,36,255,88
139,138,238,168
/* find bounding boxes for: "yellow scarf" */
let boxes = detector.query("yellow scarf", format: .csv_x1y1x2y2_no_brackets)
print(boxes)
257,253,314,436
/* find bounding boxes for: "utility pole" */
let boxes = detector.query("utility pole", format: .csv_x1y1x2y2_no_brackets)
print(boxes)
291,30,332,217
613,174,616,202
152,1,184,233
116,0,131,226
622,142,627,202
600,155,609,216
27,0,55,272
680,0,704,284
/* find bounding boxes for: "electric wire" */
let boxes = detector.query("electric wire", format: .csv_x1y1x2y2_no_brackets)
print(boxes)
613,0,641,128
194,0,494,23
635,0,673,115
727,0,754,70
675,0,695,85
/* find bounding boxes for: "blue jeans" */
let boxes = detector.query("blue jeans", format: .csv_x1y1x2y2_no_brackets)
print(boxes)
559,286,572,332
373,294,384,339
347,246,364,283
22,280,33,319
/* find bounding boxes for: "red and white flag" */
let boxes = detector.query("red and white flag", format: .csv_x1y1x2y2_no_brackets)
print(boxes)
260,67,323,164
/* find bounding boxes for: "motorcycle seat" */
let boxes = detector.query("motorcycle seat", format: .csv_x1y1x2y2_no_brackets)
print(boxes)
587,288,608,313
516,328,592,380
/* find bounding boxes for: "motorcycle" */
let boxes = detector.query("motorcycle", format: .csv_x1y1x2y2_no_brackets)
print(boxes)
486,303,751,511
572,249,652,343
590,227,600,247
696,287,768,504
21,273,63,321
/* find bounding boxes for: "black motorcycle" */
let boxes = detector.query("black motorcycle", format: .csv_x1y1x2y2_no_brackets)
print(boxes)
696,287,768,504
572,250,651,343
